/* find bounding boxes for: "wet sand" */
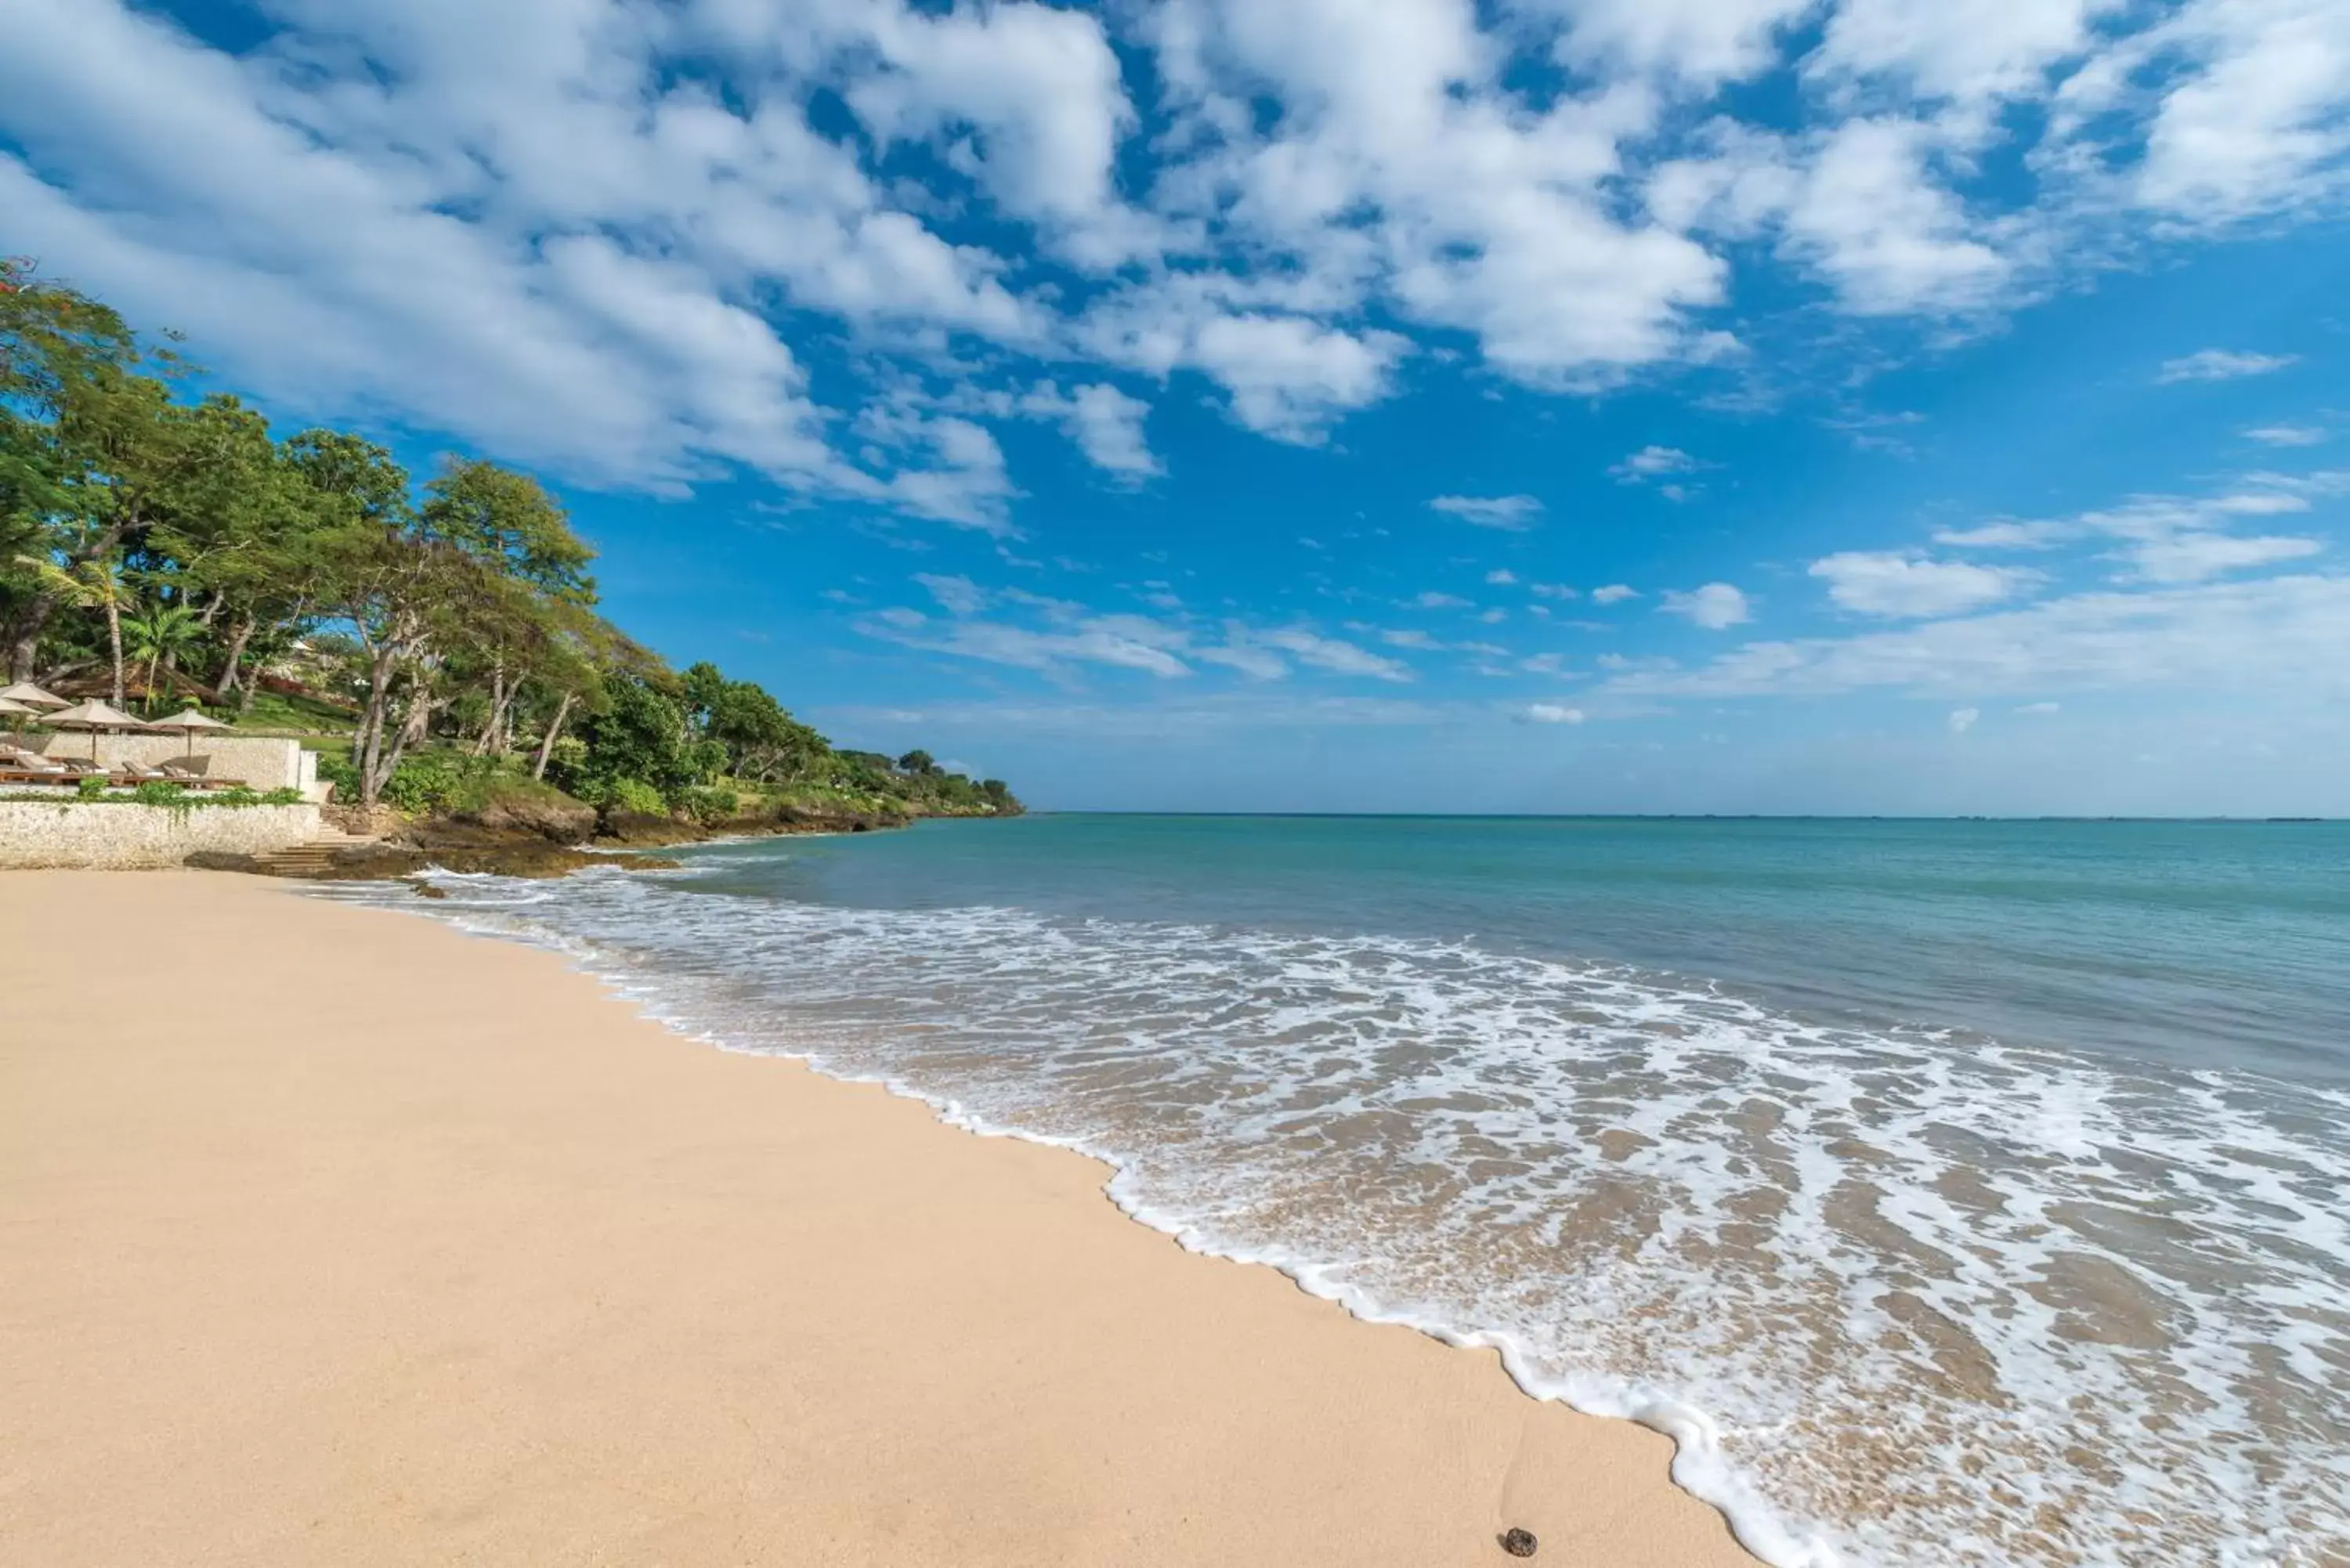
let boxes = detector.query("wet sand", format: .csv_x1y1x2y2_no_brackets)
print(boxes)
0,870,1758,1567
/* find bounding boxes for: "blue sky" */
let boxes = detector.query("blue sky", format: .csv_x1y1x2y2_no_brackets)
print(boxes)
4,0,2348,812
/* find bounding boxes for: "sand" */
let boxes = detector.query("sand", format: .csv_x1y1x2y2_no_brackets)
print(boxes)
0,870,1759,1568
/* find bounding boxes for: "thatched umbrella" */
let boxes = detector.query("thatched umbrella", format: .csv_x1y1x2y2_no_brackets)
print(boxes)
41,699,152,761
0,681,67,710
0,695,33,749
146,706,230,760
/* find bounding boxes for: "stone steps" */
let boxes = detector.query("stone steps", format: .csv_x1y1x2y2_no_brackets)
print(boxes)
252,825,377,876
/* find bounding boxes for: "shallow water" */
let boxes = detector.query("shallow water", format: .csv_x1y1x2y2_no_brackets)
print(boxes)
320,815,2350,1566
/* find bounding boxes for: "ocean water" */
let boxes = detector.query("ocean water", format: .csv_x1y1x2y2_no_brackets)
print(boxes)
323,815,2350,1566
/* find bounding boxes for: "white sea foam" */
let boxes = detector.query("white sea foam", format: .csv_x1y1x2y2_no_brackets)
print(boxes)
320,866,2350,1566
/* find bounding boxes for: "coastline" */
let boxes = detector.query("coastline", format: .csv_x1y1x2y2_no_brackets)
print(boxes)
1,870,1757,1568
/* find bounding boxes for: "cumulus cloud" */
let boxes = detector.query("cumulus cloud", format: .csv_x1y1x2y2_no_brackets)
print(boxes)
1524,703,1587,724
1611,445,1704,482
5,0,2349,529
1810,551,2037,617
2157,349,2300,384
1591,583,1641,604
1485,568,1519,584
1947,706,1980,734
1021,382,1162,479
1431,494,1544,529
1661,582,1753,628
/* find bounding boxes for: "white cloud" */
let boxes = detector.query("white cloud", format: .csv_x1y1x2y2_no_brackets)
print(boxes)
1485,568,1519,585
1531,582,1579,599
1591,583,1641,604
2245,424,2325,446
1413,591,1473,609
1947,706,1979,734
1431,494,1544,529
6,0,2350,538
1524,703,1587,724
913,573,989,616
2157,349,2300,384
1934,520,2073,549
1021,382,1162,479
2016,700,2062,714
1661,582,1753,628
1260,627,1412,681
1810,551,2037,616
1781,117,2010,316
2127,532,2323,583
1611,445,1702,482
2134,0,2350,224
1606,573,2350,699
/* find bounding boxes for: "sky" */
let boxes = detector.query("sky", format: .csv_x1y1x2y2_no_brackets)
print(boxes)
2,0,2348,814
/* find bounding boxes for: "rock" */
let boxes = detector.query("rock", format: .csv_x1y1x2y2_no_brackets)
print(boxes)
1499,1527,1538,1558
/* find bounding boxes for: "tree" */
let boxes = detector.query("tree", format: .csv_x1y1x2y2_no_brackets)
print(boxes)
567,674,721,808
16,552,135,705
121,598,204,711
680,661,828,783
0,260,160,681
898,749,936,775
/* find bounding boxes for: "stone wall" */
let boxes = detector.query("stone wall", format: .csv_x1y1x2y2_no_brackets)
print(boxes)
0,801,323,869
20,734,324,798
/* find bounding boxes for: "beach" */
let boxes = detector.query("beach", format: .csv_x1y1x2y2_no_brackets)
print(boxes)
0,870,1754,1568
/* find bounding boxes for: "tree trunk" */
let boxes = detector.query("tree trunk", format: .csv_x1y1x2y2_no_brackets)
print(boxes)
215,616,256,699
364,670,434,804
104,596,125,709
474,662,510,755
352,644,403,804
532,689,576,782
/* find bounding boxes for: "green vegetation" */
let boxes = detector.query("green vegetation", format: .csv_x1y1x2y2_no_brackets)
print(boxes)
1,784,306,809
1,262,1019,827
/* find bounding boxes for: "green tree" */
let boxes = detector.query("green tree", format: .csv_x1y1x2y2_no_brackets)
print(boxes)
897,749,936,775
15,552,135,705
121,598,205,712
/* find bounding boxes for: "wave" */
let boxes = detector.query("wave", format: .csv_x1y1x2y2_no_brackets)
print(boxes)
316,863,2350,1566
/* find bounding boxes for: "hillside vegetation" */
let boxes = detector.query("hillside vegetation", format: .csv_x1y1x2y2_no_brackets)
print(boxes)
0,260,1019,835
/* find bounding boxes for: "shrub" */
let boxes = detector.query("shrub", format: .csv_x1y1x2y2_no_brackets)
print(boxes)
214,786,262,806
681,785,739,826
132,780,189,807
260,787,304,806
314,752,360,800
606,777,667,818
75,775,106,801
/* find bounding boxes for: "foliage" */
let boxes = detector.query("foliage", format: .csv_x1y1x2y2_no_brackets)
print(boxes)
5,266,1020,822
603,777,668,818
75,775,105,801
680,785,739,826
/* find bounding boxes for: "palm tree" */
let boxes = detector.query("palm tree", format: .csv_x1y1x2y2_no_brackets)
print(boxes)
123,601,206,714
14,554,136,707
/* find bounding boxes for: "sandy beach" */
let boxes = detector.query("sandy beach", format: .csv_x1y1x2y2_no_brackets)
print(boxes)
1,870,1755,1568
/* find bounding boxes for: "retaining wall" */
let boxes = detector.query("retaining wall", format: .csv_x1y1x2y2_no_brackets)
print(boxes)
20,734,323,798
0,800,323,869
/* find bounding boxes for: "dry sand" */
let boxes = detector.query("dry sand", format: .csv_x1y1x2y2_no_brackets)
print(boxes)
0,870,1759,1568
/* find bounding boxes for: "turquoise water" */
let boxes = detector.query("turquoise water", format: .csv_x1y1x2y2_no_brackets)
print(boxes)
343,816,2350,1567
697,815,2350,1083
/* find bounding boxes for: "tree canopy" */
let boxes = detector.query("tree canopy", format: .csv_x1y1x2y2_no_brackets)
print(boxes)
0,265,1018,820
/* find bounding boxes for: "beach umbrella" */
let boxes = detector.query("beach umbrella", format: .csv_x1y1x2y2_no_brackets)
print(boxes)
0,695,31,747
0,681,67,710
41,699,152,760
146,706,230,759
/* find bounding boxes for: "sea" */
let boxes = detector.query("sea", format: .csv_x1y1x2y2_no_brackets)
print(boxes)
321,815,2350,1567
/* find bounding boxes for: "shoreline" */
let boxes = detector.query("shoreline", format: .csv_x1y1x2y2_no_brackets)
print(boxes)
2,870,1759,1568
